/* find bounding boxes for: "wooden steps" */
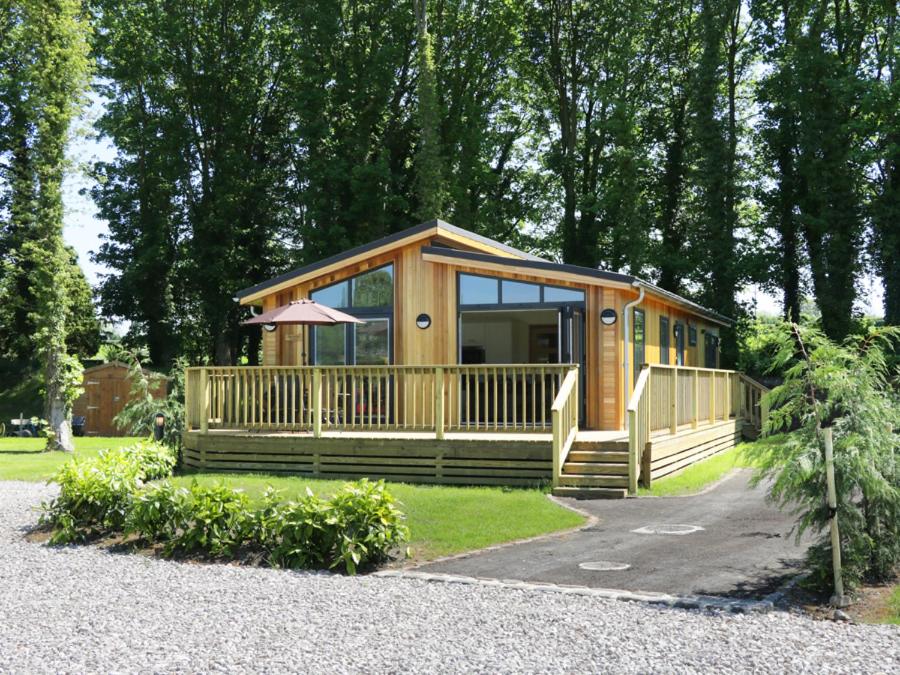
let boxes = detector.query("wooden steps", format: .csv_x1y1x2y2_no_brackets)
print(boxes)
553,438,630,499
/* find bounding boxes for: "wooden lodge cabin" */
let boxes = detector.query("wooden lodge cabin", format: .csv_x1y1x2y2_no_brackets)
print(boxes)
184,220,767,498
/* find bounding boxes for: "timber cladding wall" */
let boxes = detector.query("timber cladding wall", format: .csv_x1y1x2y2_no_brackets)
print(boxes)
183,432,553,486
641,419,743,484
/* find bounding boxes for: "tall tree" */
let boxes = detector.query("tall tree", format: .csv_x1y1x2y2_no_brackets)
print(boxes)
1,0,92,451
413,0,446,221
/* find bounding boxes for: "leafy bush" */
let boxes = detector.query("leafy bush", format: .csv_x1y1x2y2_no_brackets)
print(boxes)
125,481,190,543
41,440,177,543
120,439,177,480
263,479,409,574
42,451,143,543
165,482,251,557
747,322,900,592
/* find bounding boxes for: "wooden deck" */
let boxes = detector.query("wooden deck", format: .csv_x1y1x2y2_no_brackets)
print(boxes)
182,363,767,497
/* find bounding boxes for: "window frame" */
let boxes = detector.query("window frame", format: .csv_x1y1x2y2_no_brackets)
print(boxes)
674,321,685,366
659,316,670,365
633,308,646,380
308,263,395,365
456,271,586,310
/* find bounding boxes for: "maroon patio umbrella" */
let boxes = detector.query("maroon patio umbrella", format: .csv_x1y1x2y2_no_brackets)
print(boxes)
242,298,364,364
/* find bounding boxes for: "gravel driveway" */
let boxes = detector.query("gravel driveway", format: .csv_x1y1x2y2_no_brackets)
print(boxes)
1,481,897,674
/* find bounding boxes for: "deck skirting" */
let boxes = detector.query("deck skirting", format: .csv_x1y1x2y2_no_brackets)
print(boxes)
183,431,553,486
643,419,743,483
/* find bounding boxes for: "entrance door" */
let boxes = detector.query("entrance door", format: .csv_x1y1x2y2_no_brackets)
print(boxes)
560,306,586,423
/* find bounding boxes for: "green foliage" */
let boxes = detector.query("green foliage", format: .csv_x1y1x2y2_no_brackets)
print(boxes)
747,322,900,592
114,355,185,450
162,482,252,557
40,440,176,542
262,479,410,574
124,480,189,543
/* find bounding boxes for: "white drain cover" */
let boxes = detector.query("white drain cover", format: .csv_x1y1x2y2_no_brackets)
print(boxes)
631,524,705,536
578,561,631,571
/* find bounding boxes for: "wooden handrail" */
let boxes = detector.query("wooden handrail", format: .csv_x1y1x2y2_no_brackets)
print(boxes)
627,366,651,494
187,363,573,436
551,367,579,489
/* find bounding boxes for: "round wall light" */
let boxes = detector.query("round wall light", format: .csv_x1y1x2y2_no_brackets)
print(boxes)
600,308,617,326
262,323,277,333
416,313,432,329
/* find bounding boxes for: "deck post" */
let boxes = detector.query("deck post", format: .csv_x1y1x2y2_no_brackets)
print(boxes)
725,372,731,419
692,369,699,429
199,367,209,434
709,372,716,424
669,367,678,435
551,407,561,489
627,407,638,495
434,367,445,440
312,368,322,438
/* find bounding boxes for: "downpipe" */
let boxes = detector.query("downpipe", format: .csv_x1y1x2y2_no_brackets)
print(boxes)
622,282,645,431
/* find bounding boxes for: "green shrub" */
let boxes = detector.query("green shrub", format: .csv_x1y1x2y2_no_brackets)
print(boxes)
165,481,251,557
41,440,177,543
264,479,409,574
125,481,189,542
41,451,143,543
119,440,177,480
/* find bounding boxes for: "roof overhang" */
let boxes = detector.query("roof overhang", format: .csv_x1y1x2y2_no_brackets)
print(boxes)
421,246,731,326
235,219,546,305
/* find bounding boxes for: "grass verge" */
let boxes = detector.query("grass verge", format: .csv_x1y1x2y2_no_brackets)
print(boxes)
884,585,900,625
0,436,142,481
170,472,586,562
638,435,784,497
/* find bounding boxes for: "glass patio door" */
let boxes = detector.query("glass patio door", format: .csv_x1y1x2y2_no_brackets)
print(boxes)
560,306,586,424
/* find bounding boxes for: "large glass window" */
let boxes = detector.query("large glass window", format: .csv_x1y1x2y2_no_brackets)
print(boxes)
659,316,670,365
310,282,349,308
543,285,585,303
633,309,645,380
315,325,347,365
501,279,540,304
458,273,585,307
352,267,393,307
460,274,499,305
354,319,390,365
309,264,393,365
311,264,393,310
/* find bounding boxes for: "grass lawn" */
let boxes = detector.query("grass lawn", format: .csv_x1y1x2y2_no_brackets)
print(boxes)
0,436,142,482
884,586,900,625
171,471,586,562
638,435,783,497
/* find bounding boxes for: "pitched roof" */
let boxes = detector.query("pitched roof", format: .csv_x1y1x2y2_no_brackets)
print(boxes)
235,219,730,325
234,219,545,303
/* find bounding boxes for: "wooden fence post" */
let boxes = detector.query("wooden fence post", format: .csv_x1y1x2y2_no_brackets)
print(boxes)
669,367,678,434
628,407,638,495
435,367,445,440
199,368,209,434
725,372,731,419
692,369,699,429
709,372,716,424
552,407,561,489
312,368,322,438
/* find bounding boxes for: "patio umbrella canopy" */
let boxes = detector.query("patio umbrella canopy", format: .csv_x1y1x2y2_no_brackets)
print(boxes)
242,298,365,326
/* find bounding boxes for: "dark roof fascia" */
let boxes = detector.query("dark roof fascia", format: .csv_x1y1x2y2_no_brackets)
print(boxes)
234,219,545,301
421,246,732,326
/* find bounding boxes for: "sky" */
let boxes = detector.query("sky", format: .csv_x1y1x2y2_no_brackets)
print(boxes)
62,102,886,321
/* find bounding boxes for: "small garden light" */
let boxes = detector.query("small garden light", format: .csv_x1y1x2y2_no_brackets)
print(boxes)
153,411,166,441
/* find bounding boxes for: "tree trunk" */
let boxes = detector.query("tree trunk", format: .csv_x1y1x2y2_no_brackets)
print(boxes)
44,350,74,453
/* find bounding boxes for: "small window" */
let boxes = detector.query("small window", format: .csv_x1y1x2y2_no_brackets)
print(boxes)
633,309,646,380
501,279,540,304
352,266,393,307
544,285,585,303
674,322,685,366
705,333,719,368
659,316,670,365
311,281,349,308
459,274,499,305
688,324,698,346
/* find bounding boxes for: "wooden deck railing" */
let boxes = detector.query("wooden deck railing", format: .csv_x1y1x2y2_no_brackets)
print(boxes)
626,364,769,494
551,367,580,488
185,364,573,436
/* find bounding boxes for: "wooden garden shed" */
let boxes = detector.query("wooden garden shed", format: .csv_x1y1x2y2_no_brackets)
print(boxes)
72,362,166,436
